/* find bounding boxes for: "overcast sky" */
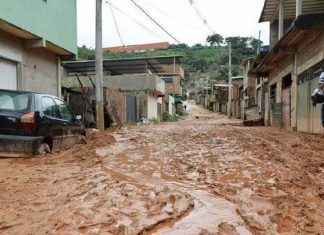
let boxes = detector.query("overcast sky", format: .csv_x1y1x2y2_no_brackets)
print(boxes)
77,0,269,48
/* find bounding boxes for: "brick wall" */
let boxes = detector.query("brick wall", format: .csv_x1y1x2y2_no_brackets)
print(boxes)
161,64,183,76
165,76,182,96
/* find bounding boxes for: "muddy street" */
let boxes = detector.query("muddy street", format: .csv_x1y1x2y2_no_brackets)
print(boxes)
0,102,323,235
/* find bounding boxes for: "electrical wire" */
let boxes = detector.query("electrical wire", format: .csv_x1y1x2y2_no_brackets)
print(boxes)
107,1,125,46
107,2,165,41
129,0,181,44
137,0,206,33
188,0,215,34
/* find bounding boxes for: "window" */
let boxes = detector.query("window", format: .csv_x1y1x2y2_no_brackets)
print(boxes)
42,97,60,118
282,73,292,89
55,98,74,121
0,91,30,112
162,77,173,83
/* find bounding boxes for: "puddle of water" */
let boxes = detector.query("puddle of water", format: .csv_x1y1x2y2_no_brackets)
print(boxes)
154,190,251,235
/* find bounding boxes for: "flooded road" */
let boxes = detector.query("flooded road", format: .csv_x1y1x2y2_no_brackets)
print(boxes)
0,102,323,234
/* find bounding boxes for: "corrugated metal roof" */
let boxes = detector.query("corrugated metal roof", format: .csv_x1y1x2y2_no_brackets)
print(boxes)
62,56,184,75
251,14,324,75
259,0,324,22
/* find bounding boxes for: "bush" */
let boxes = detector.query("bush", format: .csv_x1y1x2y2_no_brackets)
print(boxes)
148,118,160,125
162,112,179,122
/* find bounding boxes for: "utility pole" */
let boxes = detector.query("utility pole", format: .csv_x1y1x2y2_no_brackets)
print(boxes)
227,41,232,119
95,0,105,131
257,30,261,55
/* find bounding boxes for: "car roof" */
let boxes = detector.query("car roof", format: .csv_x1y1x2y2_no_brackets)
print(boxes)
0,89,59,98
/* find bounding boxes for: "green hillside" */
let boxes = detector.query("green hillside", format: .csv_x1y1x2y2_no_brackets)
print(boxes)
78,35,262,85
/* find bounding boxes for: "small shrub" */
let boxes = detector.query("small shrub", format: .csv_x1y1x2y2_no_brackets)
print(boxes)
162,112,179,122
149,118,160,124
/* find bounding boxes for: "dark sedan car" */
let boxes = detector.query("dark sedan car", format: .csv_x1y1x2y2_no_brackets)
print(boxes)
0,89,86,157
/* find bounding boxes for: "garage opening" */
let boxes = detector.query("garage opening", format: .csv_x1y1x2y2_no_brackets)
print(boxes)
0,58,17,90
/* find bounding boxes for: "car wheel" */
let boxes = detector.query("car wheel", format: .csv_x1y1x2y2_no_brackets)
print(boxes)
37,143,51,155
79,136,87,145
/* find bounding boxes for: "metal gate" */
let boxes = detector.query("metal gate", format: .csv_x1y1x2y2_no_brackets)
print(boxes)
0,58,17,90
126,95,137,122
297,81,310,132
272,103,283,128
297,77,324,134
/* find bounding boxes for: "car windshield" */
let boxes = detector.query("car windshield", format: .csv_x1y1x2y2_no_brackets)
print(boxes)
0,90,31,112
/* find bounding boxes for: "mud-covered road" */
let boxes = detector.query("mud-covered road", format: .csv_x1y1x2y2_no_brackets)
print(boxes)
0,102,323,235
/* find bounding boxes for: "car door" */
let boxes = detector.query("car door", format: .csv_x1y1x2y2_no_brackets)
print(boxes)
54,98,81,147
40,96,64,151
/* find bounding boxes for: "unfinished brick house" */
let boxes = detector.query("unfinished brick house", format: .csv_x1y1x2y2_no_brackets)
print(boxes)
159,57,184,115
61,56,183,125
249,0,324,133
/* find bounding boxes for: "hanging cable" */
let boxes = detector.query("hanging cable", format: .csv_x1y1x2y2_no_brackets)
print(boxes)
137,0,206,33
188,0,215,34
107,2,165,41
107,1,125,46
129,0,181,44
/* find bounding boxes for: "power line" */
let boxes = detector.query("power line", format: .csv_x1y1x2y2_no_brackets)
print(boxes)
107,1,124,46
137,0,206,33
107,2,165,41
188,0,215,34
129,0,181,44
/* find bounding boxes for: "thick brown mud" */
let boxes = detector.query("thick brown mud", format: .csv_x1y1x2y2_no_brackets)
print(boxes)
0,102,323,234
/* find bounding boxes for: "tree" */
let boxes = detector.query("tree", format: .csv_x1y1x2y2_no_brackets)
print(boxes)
78,45,95,60
206,33,224,46
169,43,189,49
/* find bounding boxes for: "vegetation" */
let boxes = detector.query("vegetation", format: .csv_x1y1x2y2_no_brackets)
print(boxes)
78,34,262,86
148,118,160,125
162,112,179,122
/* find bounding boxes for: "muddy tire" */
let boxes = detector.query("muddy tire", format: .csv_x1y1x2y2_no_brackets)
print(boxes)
78,136,87,145
36,143,51,155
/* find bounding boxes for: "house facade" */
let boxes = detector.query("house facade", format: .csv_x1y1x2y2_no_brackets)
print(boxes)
160,60,184,115
0,0,77,96
61,56,182,125
250,0,324,133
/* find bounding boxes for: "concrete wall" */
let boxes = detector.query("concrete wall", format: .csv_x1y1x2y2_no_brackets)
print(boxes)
104,74,165,94
147,94,158,119
0,0,77,54
0,30,59,96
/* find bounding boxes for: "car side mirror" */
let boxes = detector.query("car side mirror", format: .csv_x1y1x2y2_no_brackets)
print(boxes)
75,115,82,123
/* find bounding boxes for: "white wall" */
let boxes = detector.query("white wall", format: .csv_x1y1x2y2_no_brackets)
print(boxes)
0,31,58,96
168,95,175,115
147,94,158,119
